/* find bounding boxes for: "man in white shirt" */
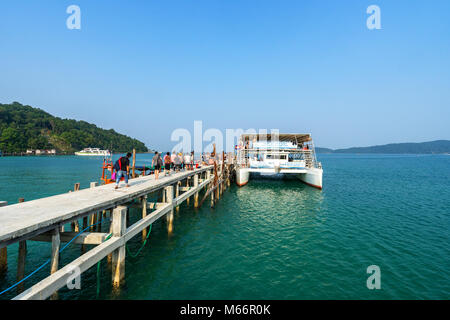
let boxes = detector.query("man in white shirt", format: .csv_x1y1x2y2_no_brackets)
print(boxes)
171,152,177,171
183,153,191,170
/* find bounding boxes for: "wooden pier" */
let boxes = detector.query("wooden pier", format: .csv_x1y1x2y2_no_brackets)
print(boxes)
0,161,234,300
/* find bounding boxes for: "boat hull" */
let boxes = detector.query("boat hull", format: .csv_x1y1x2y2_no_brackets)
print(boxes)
236,167,323,189
236,168,250,186
297,168,323,189
75,153,111,156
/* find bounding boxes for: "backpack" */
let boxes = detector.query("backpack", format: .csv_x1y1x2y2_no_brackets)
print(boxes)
153,155,163,166
113,157,123,171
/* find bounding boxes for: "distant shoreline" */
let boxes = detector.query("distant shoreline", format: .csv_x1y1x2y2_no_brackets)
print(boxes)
316,140,450,154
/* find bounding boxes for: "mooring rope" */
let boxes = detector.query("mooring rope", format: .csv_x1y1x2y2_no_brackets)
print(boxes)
125,224,153,258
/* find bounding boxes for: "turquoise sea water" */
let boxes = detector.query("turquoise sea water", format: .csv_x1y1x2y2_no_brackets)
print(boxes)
0,154,449,299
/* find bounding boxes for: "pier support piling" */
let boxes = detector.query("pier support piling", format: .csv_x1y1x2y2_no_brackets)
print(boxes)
89,183,99,232
210,185,215,208
16,241,27,294
165,186,174,234
175,182,180,212
0,201,7,274
111,206,127,287
16,198,26,294
194,174,199,208
186,177,190,206
141,195,148,242
50,228,60,300
71,184,81,232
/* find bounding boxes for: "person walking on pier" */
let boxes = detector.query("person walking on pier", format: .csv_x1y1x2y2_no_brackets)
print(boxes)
114,152,131,189
152,151,162,180
190,150,195,169
183,152,191,170
164,152,172,176
171,151,177,171
174,152,182,172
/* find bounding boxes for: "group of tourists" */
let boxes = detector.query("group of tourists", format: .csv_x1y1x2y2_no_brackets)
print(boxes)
151,151,195,180
113,150,221,188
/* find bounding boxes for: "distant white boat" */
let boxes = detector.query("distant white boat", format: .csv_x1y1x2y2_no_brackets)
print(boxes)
75,148,111,157
235,133,323,189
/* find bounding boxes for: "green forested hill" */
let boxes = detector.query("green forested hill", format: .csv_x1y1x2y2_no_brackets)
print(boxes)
0,102,148,153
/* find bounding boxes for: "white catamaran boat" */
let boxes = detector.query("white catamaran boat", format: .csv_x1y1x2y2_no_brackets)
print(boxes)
235,133,323,189
75,148,111,157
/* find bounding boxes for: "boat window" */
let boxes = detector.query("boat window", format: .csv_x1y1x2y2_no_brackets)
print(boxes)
265,154,287,160
289,153,304,160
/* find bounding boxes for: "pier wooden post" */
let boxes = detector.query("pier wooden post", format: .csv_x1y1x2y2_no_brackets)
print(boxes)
132,149,136,178
98,210,104,232
50,228,60,300
141,195,148,242
175,182,180,212
89,182,99,232
206,170,211,191
165,186,174,234
17,198,26,293
0,201,7,274
111,206,127,287
71,184,80,232
194,174,199,208
186,177,190,206
50,228,60,274
215,171,220,201
83,182,96,231
16,241,27,294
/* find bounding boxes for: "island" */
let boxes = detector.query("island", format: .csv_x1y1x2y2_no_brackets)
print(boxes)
0,102,148,155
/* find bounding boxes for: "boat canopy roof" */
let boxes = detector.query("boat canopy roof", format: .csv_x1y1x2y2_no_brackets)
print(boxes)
240,133,311,144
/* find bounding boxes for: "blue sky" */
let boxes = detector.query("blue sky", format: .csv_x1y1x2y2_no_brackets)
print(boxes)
0,0,449,150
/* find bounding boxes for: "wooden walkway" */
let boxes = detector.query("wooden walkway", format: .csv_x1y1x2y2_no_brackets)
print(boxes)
0,166,211,247
0,163,234,300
